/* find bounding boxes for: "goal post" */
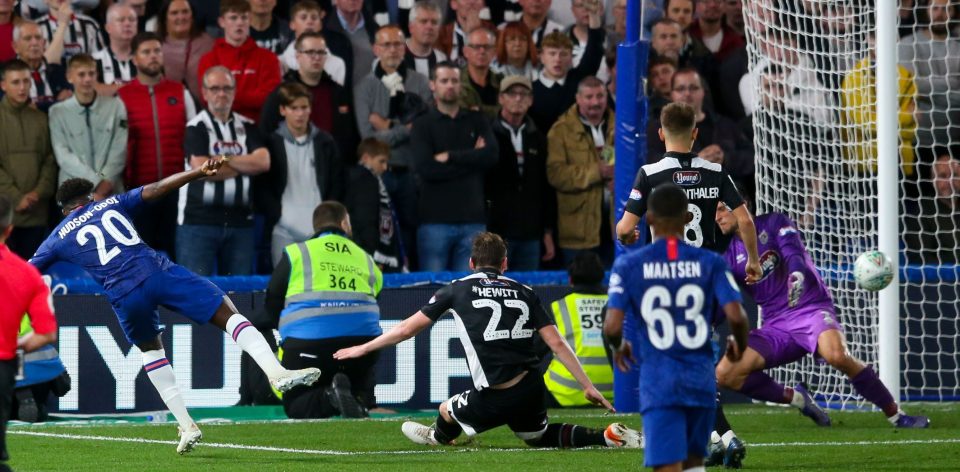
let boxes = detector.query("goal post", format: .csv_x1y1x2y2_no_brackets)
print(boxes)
744,0,960,406
611,0,647,413
611,0,958,410
875,0,901,405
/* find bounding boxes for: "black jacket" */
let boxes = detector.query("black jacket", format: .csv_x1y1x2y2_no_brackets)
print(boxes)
344,165,383,255
717,46,748,120
410,106,499,224
260,70,359,164
257,124,346,236
323,11,377,89
529,26,605,133
486,116,556,240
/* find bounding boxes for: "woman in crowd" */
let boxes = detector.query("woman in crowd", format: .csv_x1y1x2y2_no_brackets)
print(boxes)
157,0,214,99
492,21,539,81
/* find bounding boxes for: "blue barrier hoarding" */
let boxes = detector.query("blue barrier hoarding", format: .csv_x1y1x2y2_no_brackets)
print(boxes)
43,281,959,413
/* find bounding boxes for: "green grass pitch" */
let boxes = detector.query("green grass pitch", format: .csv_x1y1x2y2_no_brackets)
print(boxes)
7,403,959,471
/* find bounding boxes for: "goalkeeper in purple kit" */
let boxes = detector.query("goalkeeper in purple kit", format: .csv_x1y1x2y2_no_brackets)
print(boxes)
714,203,929,428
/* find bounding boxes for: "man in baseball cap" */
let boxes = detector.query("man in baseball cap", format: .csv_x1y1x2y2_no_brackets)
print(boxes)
499,75,533,95
486,74,556,270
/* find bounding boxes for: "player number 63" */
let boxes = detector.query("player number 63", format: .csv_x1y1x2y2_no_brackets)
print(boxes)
640,284,708,350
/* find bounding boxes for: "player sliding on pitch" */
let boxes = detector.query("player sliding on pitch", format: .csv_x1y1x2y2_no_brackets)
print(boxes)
713,202,929,428
604,183,750,472
335,232,642,450
30,157,322,454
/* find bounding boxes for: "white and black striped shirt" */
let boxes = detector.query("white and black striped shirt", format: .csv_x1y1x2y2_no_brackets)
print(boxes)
37,13,104,61
22,58,70,113
498,0,523,23
402,45,446,79
92,48,136,85
180,110,266,226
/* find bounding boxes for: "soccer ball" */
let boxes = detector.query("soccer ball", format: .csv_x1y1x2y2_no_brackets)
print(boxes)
853,250,894,291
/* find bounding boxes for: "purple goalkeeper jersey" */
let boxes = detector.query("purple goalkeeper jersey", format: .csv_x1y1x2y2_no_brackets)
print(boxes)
722,213,834,318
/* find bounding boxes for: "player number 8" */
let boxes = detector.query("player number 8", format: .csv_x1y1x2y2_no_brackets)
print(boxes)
640,284,708,350
684,204,704,248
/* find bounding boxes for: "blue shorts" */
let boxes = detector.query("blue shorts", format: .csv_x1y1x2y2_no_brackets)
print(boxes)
642,406,716,468
110,265,225,344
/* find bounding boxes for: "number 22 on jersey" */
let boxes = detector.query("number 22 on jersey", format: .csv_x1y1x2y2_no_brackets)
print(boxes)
75,210,142,265
640,284,708,350
473,298,534,341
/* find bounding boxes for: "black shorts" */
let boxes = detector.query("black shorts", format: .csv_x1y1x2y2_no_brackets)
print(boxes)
446,371,549,439
280,336,379,411
0,359,16,460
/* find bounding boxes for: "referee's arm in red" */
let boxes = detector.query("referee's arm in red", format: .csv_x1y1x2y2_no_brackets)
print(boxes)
18,273,57,353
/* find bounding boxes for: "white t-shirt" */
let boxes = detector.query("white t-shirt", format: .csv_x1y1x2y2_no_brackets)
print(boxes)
702,29,724,54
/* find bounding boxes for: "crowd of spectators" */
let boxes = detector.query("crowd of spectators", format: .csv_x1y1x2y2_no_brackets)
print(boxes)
0,0,957,274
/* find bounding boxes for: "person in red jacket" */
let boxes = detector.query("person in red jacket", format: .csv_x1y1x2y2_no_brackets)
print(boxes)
197,0,281,122
118,32,197,258
0,195,58,469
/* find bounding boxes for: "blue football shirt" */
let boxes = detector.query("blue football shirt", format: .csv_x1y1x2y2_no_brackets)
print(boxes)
31,187,173,300
608,236,742,412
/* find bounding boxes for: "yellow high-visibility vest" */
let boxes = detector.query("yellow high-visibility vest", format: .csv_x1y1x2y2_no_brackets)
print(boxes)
279,233,383,342
543,293,614,406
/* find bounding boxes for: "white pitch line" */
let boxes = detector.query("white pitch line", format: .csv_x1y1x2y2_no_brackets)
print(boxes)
10,430,960,456
751,438,960,448
8,431,532,456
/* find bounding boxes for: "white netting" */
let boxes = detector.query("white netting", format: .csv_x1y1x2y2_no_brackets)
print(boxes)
742,0,960,406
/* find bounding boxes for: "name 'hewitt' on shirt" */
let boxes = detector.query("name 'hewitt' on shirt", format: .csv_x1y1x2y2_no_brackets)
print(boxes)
471,286,521,298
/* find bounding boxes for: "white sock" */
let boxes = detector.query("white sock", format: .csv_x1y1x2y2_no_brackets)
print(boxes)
226,314,284,378
789,387,806,409
710,431,721,445
888,410,903,425
683,467,706,472
142,349,195,431
720,430,737,449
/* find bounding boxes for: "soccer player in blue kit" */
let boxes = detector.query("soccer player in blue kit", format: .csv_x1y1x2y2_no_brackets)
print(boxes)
30,157,322,454
604,183,750,472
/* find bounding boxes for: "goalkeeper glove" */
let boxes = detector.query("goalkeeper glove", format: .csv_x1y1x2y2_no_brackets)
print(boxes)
787,271,805,308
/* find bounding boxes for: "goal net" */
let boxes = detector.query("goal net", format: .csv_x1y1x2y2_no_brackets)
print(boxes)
741,0,960,406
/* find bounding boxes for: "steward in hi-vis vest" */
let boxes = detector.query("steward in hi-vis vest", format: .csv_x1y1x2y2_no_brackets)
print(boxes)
544,252,614,406
264,202,382,420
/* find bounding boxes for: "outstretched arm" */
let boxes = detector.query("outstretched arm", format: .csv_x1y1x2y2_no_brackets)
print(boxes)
333,311,434,359
141,156,228,202
539,324,615,412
